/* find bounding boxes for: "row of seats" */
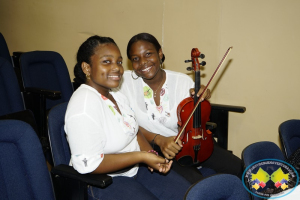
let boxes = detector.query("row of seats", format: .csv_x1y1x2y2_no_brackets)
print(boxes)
0,32,75,165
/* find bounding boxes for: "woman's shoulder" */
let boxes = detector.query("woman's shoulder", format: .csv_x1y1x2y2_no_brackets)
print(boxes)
165,70,193,82
73,84,99,97
69,84,102,106
166,69,191,78
67,85,104,117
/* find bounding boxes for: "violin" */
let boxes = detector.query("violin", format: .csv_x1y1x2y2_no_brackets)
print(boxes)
175,47,233,166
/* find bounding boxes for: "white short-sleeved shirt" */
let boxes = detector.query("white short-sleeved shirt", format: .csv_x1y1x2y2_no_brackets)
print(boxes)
64,84,139,177
118,70,194,137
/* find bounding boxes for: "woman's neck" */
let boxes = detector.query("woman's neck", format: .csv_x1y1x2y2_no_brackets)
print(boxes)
143,69,165,88
85,82,110,98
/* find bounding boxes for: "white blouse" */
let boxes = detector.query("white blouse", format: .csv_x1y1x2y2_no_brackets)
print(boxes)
65,84,139,177
118,70,194,137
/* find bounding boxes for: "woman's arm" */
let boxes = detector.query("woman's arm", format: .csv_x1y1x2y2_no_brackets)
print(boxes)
139,126,182,160
92,150,171,174
136,129,173,172
91,151,145,174
92,130,172,174
138,126,157,144
136,129,153,151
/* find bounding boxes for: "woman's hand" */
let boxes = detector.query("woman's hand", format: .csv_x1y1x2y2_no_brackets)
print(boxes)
190,85,211,101
143,151,173,173
155,135,182,159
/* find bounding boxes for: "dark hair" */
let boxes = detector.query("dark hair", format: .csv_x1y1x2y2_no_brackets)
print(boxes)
74,35,117,84
126,33,165,63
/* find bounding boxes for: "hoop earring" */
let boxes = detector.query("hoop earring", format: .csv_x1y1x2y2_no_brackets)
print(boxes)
160,61,164,69
131,70,140,80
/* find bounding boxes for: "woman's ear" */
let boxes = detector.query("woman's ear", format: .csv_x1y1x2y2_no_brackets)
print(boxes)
158,48,163,62
81,62,91,75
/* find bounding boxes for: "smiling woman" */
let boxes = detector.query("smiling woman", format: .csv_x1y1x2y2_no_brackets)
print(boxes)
64,35,195,200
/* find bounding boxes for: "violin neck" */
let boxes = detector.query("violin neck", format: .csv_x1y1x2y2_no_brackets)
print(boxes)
193,71,201,128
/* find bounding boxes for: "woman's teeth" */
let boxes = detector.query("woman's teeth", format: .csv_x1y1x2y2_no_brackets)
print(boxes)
142,66,151,72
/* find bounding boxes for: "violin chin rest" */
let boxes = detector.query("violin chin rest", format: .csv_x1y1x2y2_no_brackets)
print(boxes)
177,156,196,167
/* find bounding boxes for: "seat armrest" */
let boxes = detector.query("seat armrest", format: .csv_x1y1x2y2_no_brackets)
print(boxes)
51,164,113,188
209,103,246,150
211,103,246,113
24,87,61,99
206,122,217,130
22,87,61,139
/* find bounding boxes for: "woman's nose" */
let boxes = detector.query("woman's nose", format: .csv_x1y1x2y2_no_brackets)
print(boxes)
112,63,120,71
139,58,147,67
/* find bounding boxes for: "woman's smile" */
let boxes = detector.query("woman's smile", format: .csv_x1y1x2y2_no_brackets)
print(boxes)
108,74,122,80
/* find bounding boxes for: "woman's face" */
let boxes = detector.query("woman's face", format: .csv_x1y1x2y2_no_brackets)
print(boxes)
129,40,163,80
83,43,124,94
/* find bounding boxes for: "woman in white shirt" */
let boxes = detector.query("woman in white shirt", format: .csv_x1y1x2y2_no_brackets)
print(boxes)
65,35,192,200
118,32,243,183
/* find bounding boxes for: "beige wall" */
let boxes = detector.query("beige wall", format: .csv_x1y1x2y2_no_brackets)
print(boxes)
1,0,300,158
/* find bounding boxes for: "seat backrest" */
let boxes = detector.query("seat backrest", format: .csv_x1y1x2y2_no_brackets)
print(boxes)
48,102,71,166
0,57,24,116
279,119,300,158
185,174,250,200
20,51,73,110
0,119,55,200
242,141,285,168
0,33,12,65
242,141,285,200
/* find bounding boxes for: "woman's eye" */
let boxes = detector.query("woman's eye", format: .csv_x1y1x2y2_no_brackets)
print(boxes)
103,60,111,64
117,61,123,65
145,52,152,57
132,57,139,62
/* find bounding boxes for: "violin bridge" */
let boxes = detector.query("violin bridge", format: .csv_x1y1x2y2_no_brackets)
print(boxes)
192,135,202,139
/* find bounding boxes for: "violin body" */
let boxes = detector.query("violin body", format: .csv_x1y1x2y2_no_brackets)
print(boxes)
176,98,213,166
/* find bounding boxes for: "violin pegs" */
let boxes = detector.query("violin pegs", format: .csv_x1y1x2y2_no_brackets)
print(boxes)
200,61,206,66
186,67,193,71
199,54,205,59
185,59,192,63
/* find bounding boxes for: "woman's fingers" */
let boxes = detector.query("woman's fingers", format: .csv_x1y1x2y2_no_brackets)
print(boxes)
190,86,211,100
